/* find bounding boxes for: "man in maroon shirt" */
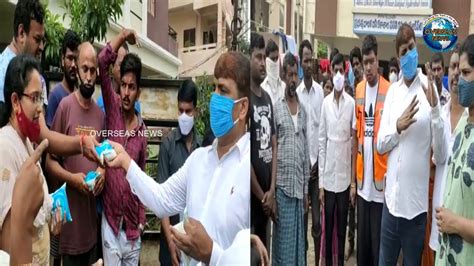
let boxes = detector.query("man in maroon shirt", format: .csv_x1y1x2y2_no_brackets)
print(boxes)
97,28,147,264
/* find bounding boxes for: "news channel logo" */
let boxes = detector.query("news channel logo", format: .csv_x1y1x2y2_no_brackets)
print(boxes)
423,14,459,52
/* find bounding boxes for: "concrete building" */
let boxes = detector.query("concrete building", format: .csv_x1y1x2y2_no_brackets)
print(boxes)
252,0,309,45
314,0,472,64
0,0,180,78
251,0,318,64
169,0,243,78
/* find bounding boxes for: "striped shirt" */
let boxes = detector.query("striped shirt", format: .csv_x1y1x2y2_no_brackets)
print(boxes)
274,96,310,199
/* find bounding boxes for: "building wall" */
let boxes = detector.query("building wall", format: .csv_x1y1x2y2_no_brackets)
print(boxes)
169,0,193,10
130,0,143,35
268,0,286,32
314,0,337,37
286,0,292,33
433,0,470,41
169,9,199,49
303,0,315,40
194,0,218,10
337,0,357,38
148,0,171,53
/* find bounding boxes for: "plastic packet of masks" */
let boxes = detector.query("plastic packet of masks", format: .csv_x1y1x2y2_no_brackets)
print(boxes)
95,140,117,165
85,171,100,191
50,184,73,222
173,210,191,266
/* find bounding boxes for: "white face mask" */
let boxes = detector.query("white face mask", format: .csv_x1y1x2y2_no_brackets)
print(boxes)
333,71,345,92
178,113,194,136
389,72,398,84
266,57,280,81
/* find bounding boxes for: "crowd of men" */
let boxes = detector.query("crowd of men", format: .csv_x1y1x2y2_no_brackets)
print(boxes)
250,22,474,266
0,0,255,265
1,0,474,266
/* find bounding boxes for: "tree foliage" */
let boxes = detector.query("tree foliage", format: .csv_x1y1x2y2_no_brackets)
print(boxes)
43,0,125,68
317,40,328,59
195,73,214,137
43,6,65,69
62,0,125,44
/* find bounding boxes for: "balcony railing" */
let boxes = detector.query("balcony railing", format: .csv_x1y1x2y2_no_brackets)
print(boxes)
180,43,217,53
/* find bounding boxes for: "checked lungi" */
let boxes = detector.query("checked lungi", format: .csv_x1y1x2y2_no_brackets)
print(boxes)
272,188,305,266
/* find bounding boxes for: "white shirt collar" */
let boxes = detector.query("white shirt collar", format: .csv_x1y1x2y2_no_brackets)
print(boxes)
297,78,318,93
210,132,250,162
401,68,423,89
331,90,347,104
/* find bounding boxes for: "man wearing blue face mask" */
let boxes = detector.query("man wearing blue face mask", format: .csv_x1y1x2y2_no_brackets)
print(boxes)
102,51,251,265
377,23,447,265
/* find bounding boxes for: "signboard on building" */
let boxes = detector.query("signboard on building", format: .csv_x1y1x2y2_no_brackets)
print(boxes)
354,0,431,8
353,14,430,36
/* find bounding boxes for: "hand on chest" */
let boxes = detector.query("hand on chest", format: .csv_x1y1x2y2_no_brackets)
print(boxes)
391,90,431,132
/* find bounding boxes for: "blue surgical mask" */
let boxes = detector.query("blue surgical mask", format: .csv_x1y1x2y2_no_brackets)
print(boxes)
209,93,243,138
400,47,418,80
458,76,474,107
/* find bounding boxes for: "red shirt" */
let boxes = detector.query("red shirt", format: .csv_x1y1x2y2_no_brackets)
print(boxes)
98,43,147,241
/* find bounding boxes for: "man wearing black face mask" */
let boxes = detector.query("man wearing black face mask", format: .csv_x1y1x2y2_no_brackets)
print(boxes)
44,28,81,266
272,52,310,265
46,42,105,265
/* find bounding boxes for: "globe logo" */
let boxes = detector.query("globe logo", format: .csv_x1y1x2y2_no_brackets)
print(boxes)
423,14,459,52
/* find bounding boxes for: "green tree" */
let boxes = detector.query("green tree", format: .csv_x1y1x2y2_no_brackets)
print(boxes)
43,6,66,69
237,34,250,56
43,0,125,68
194,73,214,137
62,0,124,43
317,41,328,59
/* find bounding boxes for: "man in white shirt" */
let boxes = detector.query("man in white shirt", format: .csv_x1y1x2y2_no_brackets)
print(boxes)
105,51,250,265
296,39,324,264
261,39,285,104
319,52,356,266
377,23,446,266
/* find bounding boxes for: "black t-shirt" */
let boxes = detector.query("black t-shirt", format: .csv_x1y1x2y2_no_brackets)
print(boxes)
250,89,275,192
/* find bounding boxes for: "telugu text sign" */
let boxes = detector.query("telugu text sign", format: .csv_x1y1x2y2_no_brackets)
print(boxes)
353,14,429,36
354,0,431,8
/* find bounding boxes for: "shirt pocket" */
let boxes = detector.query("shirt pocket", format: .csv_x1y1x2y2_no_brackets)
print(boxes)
337,115,351,139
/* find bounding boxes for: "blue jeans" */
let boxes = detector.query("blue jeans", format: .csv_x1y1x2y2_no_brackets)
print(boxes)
379,203,426,266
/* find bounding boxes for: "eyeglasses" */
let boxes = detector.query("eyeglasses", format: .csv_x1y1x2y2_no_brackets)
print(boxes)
21,92,44,105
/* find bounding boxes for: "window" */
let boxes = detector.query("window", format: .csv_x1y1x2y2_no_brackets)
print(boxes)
184,28,196,48
148,0,155,17
203,31,215,45
279,4,284,30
